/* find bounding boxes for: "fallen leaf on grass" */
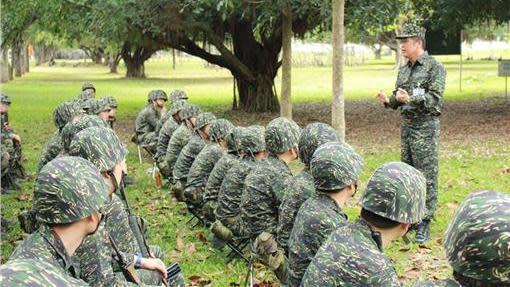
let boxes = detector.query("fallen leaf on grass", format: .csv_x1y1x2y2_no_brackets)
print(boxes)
399,267,421,281
16,193,30,201
186,242,196,255
196,230,208,243
499,167,510,175
188,275,212,287
175,235,183,252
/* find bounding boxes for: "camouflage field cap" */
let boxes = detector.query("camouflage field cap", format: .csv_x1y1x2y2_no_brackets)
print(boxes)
148,89,168,102
310,141,363,192
81,82,96,92
241,125,266,156
210,119,234,142
226,126,244,154
61,115,109,152
443,190,510,283
265,117,301,154
91,98,112,114
361,162,426,224
170,89,188,102
396,22,426,39
180,104,201,120
34,156,108,224
195,112,216,131
102,96,118,109
69,126,127,173
0,93,11,104
169,100,186,116
53,100,83,130
299,123,339,167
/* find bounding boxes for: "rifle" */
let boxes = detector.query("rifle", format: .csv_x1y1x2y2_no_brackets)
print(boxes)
109,233,141,284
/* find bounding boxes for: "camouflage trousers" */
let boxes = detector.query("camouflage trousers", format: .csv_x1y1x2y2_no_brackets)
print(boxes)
401,118,439,220
136,245,185,287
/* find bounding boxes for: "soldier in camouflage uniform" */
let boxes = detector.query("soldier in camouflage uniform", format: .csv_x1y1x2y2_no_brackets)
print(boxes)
82,82,96,98
169,89,188,103
101,96,118,128
1,93,24,192
184,119,234,213
156,101,186,177
91,97,112,122
156,89,188,134
414,190,510,287
202,126,243,224
37,100,83,172
302,161,427,286
377,22,446,243
74,90,97,115
240,117,301,240
277,122,339,253
211,125,267,241
134,89,168,154
60,114,109,153
69,126,183,286
286,142,364,286
163,104,200,193
1,156,108,286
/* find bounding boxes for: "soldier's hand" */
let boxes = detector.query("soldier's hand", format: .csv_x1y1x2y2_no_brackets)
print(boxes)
396,88,410,103
12,134,21,144
376,90,389,104
140,257,166,278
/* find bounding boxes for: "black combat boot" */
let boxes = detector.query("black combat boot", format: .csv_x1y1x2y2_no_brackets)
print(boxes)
414,219,430,243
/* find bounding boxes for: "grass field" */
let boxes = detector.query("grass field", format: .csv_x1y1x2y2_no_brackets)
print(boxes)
1,54,509,286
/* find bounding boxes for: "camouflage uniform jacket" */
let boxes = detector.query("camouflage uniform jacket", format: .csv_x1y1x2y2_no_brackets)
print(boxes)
301,218,401,286
0,258,89,286
1,112,13,140
203,153,239,203
413,279,461,287
164,124,192,173
173,134,205,181
37,130,63,172
287,193,348,286
186,143,224,189
277,169,315,253
155,117,179,161
134,104,161,146
10,225,82,281
215,157,257,222
241,155,293,239
386,52,446,120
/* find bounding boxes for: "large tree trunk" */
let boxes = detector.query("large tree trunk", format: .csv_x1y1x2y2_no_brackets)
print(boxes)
280,4,293,119
1,48,10,83
12,40,22,77
231,21,281,112
21,45,29,74
91,49,103,64
108,53,122,73
331,0,346,141
121,43,155,78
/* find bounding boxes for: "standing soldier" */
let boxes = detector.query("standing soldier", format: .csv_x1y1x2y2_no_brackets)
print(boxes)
376,22,446,243
414,190,510,287
0,156,108,286
302,162,427,286
134,90,168,154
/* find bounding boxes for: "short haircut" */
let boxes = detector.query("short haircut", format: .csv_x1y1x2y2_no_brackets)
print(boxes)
360,208,400,229
413,36,426,50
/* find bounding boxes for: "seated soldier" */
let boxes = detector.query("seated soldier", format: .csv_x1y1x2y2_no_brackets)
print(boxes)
156,101,186,178
1,93,25,193
69,126,183,286
414,190,510,287
134,90,168,154
0,156,108,286
81,82,96,98
101,96,118,129
173,112,216,203
277,123,339,253
185,119,234,215
91,97,112,122
202,126,244,225
211,125,267,241
302,162,427,286
163,103,200,190
156,89,188,135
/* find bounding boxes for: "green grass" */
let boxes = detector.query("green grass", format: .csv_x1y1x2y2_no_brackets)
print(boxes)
1,55,509,286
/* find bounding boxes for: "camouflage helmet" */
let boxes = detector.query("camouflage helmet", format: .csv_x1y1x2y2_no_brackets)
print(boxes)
148,89,168,102
361,162,426,224
195,112,216,131
77,91,92,101
91,98,112,114
102,96,118,109
170,89,188,102
241,125,266,156
69,127,127,173
53,100,82,130
396,22,426,39
169,100,186,116
299,123,339,167
0,93,11,104
310,142,364,192
225,126,244,154
180,104,201,120
61,115,109,152
81,82,96,92
210,119,234,142
265,117,301,154
443,190,510,283
34,156,108,224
